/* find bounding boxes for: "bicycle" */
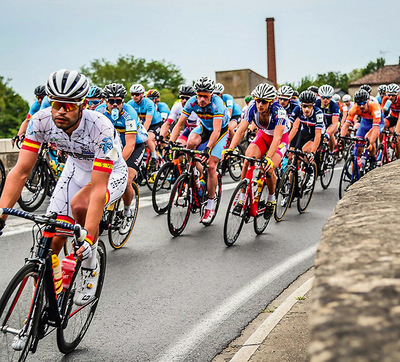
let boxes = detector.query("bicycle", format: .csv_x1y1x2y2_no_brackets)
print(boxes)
218,143,245,182
223,154,273,247
167,148,222,236
375,130,397,167
274,149,317,222
315,139,335,190
338,137,373,199
0,208,106,361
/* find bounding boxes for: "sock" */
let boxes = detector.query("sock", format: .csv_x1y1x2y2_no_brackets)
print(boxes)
124,205,131,216
82,242,98,269
151,150,157,158
206,198,214,210
267,193,276,202
238,192,246,202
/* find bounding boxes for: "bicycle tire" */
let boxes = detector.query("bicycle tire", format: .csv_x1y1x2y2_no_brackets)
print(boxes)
228,145,244,182
320,151,335,189
0,262,42,362
152,162,178,215
339,156,355,199
274,166,295,222
167,174,192,236
108,182,139,249
146,157,164,191
297,162,317,213
200,171,222,225
57,239,107,354
253,183,271,235
0,160,5,196
18,162,49,212
223,180,248,246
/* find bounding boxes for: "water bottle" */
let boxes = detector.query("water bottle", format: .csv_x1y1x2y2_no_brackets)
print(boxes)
52,255,63,295
198,179,206,197
62,254,76,290
194,168,201,188
111,108,119,121
254,179,263,202
281,157,288,174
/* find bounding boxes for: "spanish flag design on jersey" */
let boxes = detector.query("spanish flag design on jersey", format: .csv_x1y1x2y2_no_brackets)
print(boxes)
93,158,113,174
21,138,41,153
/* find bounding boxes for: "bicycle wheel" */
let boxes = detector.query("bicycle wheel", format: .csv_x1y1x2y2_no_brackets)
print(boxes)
253,183,271,235
297,162,317,213
320,151,335,189
200,171,222,225
146,158,164,191
167,174,192,236
223,180,248,246
57,240,106,354
18,162,49,212
339,156,355,199
0,262,42,362
0,160,5,196
228,145,244,182
274,167,295,222
152,162,178,215
108,182,139,249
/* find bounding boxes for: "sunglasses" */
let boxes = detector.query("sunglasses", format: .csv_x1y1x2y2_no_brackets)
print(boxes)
321,96,331,100
88,99,102,106
107,99,123,105
180,96,190,101
197,93,211,99
50,99,83,112
301,104,314,109
131,93,142,97
255,98,273,105
357,101,367,106
388,94,397,97
278,97,290,101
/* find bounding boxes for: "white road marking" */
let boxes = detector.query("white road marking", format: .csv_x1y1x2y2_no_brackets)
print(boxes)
157,244,317,362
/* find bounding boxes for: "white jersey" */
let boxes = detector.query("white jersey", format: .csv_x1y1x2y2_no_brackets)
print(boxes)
24,108,125,172
168,100,200,129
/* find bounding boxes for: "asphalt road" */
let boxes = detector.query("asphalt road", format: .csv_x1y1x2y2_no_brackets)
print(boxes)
0,167,342,361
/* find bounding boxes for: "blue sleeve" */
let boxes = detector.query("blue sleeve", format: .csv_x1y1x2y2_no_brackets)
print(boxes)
182,97,195,117
39,96,50,110
222,94,234,110
212,95,225,118
330,101,340,115
244,101,257,123
28,101,41,116
289,106,301,123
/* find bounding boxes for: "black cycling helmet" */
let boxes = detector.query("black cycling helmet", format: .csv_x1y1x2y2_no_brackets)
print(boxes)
292,91,299,98
102,83,127,99
359,84,372,94
299,90,316,104
354,89,369,104
87,85,103,98
307,85,319,93
179,85,196,97
34,85,46,97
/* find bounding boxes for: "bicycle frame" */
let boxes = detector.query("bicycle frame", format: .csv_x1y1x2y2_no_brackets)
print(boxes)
243,163,267,218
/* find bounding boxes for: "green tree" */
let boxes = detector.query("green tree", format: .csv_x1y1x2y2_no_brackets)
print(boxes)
81,55,185,105
0,77,29,138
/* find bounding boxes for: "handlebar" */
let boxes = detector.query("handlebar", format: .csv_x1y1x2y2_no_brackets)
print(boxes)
225,151,271,166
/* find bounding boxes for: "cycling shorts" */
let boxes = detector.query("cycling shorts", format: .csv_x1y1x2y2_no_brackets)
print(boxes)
295,131,314,150
191,124,229,159
290,131,300,148
126,143,145,172
148,122,162,136
356,116,384,139
178,126,192,142
47,157,128,220
385,115,398,128
251,129,289,158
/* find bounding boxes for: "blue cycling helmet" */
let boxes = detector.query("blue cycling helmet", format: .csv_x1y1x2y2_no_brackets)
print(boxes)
87,86,103,98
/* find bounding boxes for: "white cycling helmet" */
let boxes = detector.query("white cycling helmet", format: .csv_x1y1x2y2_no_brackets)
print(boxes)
342,94,351,102
46,69,89,100
332,94,341,102
377,84,387,94
251,83,277,100
277,85,294,99
194,76,215,93
130,84,145,94
318,84,334,98
213,83,225,94
386,83,400,95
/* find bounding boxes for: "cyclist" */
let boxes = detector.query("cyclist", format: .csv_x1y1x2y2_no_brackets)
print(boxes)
340,89,384,159
13,85,47,146
307,85,319,99
225,83,289,218
376,84,387,105
288,90,324,162
382,83,400,131
160,85,199,146
278,86,298,115
0,69,128,305
241,95,253,121
169,76,229,224
147,89,170,123
359,84,379,104
213,83,242,140
95,83,148,217
127,84,159,170
315,84,340,152
86,85,103,110
332,94,341,104
291,90,299,102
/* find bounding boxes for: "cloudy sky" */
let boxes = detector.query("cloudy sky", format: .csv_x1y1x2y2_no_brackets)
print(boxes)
1,0,399,103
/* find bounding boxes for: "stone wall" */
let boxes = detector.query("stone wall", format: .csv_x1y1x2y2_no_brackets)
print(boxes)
0,139,19,174
309,160,400,361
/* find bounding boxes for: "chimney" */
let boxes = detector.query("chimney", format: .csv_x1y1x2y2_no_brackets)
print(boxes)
266,17,277,87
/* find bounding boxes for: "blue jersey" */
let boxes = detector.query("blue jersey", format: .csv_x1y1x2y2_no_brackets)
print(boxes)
221,94,242,117
289,106,325,136
95,103,148,146
127,97,159,125
315,99,340,127
39,96,51,110
28,100,41,117
284,99,300,119
244,100,289,136
182,94,228,131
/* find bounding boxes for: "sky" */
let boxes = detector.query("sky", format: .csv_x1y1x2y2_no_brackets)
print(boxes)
1,0,400,104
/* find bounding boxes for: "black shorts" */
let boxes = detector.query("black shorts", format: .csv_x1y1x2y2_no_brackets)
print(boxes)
148,122,162,135
290,131,300,148
295,132,314,150
386,115,398,128
196,124,229,145
126,143,145,171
